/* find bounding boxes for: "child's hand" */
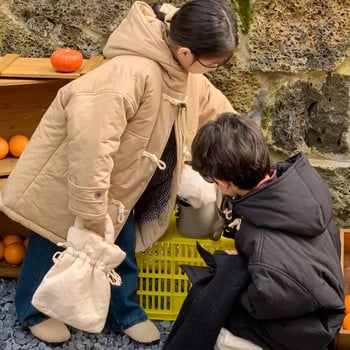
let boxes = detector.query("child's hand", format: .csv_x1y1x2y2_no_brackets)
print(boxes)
225,250,238,255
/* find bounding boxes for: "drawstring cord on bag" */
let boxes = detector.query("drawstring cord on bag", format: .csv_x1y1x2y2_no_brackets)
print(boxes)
51,247,122,286
52,249,65,263
109,270,122,286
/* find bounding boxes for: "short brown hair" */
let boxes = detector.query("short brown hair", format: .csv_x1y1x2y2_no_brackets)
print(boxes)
191,112,270,189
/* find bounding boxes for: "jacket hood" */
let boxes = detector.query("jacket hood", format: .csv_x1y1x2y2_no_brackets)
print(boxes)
103,1,186,85
234,153,333,238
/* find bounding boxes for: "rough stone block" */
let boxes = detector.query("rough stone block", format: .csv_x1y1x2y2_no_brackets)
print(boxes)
248,0,350,72
262,73,350,154
313,160,350,228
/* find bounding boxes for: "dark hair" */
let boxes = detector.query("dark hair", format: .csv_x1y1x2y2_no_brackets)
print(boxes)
191,113,271,190
154,0,238,60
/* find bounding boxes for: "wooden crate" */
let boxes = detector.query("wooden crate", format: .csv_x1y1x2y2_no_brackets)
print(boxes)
0,54,104,277
336,229,350,349
0,212,30,277
0,78,71,185
0,77,63,277
0,54,105,177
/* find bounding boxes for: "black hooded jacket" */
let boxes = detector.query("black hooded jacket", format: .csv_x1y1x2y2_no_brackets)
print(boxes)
229,152,344,349
164,152,344,350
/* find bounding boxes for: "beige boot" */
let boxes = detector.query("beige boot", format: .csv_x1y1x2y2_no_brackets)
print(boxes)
29,318,70,343
123,319,160,344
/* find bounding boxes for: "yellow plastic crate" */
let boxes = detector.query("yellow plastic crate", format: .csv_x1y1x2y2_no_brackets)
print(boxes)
136,214,235,320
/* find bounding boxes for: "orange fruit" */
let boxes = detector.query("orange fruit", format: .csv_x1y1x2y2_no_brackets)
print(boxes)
8,134,29,158
2,234,23,247
0,241,4,260
23,237,29,248
3,242,25,265
0,137,9,159
344,313,350,330
345,295,350,314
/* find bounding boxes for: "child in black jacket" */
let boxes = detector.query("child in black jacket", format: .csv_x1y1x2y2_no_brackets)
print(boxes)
164,112,344,350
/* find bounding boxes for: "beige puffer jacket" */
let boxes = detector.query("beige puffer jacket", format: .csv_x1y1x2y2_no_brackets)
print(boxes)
0,1,234,251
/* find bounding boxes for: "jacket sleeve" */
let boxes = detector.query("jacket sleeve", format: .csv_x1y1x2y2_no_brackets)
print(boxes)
65,90,135,222
164,250,249,350
197,76,237,127
241,264,318,319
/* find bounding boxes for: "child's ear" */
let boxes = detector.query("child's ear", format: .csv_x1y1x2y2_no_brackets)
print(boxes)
177,47,192,59
215,179,248,197
215,179,231,190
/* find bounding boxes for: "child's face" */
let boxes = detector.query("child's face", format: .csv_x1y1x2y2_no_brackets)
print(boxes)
186,57,226,74
175,46,226,74
214,178,250,198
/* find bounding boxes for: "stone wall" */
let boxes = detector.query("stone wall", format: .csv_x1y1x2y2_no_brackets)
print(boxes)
1,0,350,226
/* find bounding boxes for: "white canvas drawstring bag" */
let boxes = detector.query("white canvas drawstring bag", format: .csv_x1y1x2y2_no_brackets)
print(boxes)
32,214,126,333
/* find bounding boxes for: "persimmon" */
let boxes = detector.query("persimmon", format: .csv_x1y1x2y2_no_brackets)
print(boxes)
8,134,29,158
345,294,350,314
0,137,9,159
2,234,22,246
344,313,350,330
0,241,4,260
23,237,29,248
50,48,83,73
4,242,25,266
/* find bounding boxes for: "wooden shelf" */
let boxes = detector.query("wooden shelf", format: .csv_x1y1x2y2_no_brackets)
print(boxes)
0,78,49,86
0,260,22,278
0,157,17,176
0,54,104,79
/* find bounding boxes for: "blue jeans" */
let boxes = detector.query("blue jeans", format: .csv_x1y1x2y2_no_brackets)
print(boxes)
15,213,147,331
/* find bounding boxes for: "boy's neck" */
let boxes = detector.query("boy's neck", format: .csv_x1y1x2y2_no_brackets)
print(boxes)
251,170,277,192
236,170,277,198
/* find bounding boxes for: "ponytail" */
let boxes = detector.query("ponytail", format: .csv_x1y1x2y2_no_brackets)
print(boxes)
152,3,179,23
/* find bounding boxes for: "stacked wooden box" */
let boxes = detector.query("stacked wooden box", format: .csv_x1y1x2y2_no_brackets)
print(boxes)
0,54,103,277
